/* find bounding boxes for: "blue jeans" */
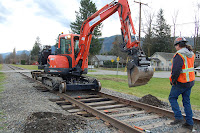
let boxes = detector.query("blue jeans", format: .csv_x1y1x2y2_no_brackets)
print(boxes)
169,84,193,125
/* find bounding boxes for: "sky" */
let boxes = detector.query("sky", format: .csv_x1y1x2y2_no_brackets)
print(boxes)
0,0,199,53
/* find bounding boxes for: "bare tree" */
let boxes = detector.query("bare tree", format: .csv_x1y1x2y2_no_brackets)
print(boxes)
4,53,12,64
19,51,29,64
172,10,179,38
12,48,16,64
171,10,179,52
142,9,155,56
194,2,200,52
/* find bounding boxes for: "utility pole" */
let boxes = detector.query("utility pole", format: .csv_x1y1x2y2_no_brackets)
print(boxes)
134,1,148,42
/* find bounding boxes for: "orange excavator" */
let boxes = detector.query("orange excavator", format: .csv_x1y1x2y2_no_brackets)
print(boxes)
31,0,154,93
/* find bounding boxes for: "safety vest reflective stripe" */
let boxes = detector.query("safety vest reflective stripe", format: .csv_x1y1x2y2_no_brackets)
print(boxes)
169,52,195,83
181,68,194,73
178,53,194,82
182,53,189,82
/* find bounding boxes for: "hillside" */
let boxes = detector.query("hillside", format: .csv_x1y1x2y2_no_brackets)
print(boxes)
1,50,30,59
100,36,195,54
100,35,118,53
0,36,195,58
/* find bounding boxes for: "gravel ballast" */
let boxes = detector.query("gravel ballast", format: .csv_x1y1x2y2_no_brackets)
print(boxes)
0,65,200,132
0,65,118,133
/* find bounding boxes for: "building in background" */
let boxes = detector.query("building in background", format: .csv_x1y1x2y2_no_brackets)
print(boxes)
150,52,174,71
91,55,117,67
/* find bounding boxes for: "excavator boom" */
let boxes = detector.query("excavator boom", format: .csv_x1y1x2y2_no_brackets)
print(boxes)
75,0,154,87
32,0,154,93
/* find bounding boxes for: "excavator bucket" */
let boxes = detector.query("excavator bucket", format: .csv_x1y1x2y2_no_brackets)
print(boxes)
127,62,154,87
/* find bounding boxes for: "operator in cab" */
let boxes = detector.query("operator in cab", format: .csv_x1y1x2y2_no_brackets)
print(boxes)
169,37,195,131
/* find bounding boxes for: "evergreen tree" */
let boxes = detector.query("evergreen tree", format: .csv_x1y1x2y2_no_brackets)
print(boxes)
142,33,155,57
89,38,104,55
31,36,41,62
70,0,103,58
152,9,172,53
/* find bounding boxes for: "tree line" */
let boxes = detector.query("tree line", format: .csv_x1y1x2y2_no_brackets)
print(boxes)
106,8,200,61
104,9,172,61
1,36,41,64
1,0,199,64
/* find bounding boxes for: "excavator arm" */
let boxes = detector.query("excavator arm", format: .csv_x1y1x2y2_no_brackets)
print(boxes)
75,0,154,87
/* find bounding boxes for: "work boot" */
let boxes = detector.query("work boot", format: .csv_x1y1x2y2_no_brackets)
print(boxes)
170,119,184,125
182,123,193,131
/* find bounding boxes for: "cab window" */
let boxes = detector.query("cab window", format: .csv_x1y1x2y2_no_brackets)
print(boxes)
74,36,79,54
60,38,72,54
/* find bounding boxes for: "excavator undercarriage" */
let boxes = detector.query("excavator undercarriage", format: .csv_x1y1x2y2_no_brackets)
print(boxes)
31,71,101,92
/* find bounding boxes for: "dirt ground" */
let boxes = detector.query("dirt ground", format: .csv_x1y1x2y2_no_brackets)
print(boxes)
23,112,87,133
23,94,167,133
138,94,167,108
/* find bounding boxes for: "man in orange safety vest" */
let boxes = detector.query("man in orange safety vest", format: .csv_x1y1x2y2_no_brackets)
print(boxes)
169,37,195,131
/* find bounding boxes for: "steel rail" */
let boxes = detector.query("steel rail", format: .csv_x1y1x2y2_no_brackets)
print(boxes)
97,91,200,124
6,64,200,131
57,93,142,133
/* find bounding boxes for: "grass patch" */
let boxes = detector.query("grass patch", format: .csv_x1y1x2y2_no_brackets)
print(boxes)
87,74,200,110
12,64,38,70
88,69,97,72
97,67,126,72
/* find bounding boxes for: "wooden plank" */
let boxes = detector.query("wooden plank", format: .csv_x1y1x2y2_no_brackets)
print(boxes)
61,104,76,110
72,95,99,99
86,100,116,106
75,111,88,115
94,104,127,110
56,101,71,105
76,111,93,117
100,107,133,113
140,120,173,129
122,114,160,122
79,97,109,102
68,105,131,113
67,108,82,113
110,110,145,117
49,98,65,102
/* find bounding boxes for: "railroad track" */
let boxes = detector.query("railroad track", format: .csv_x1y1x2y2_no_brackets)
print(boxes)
5,64,200,133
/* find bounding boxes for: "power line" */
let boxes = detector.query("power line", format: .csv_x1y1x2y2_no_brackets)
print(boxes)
170,21,197,26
